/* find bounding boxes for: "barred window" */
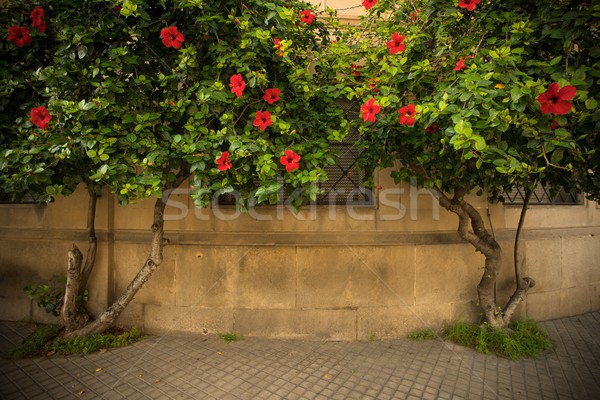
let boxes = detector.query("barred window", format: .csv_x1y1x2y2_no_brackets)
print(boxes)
0,193,37,204
317,100,371,205
504,184,582,205
218,100,372,207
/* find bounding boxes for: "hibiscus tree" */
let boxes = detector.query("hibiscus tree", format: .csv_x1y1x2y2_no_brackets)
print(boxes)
0,0,344,337
330,0,599,328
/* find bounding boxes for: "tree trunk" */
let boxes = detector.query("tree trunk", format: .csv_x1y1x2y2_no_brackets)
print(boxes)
432,186,535,329
64,174,187,338
62,187,98,333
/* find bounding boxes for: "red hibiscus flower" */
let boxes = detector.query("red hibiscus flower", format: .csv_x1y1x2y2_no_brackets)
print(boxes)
7,26,32,48
216,151,232,172
160,26,185,49
30,6,46,33
386,32,406,55
229,74,246,98
537,82,577,115
425,124,439,134
454,58,467,71
263,88,281,104
369,77,380,93
550,119,559,130
30,106,51,130
410,9,421,22
32,19,46,33
350,63,362,77
361,98,380,123
398,104,417,126
253,110,272,131
454,55,473,71
280,150,301,172
274,38,284,56
300,10,315,25
458,0,481,11
362,0,378,11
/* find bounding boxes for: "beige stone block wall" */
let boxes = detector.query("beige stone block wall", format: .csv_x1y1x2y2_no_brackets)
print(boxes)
522,234,600,320
1,177,599,339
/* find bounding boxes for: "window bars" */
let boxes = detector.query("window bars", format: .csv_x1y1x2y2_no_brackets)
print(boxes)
503,184,581,205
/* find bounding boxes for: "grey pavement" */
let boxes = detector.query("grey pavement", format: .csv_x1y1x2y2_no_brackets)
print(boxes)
0,312,599,400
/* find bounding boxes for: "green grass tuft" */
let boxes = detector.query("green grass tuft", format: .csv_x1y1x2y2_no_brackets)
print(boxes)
407,328,437,342
7,324,62,359
7,325,142,359
443,319,552,360
48,326,141,355
219,332,241,342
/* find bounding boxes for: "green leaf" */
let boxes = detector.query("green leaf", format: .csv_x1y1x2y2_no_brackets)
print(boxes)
585,98,597,110
454,120,473,136
549,56,562,65
77,45,88,59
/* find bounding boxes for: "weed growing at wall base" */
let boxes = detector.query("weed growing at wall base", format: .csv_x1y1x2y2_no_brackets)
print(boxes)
7,324,142,359
219,332,241,342
407,328,436,342
442,319,552,360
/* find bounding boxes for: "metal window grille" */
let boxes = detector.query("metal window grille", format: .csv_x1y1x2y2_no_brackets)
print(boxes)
0,193,37,204
504,184,582,205
316,100,371,205
218,100,371,206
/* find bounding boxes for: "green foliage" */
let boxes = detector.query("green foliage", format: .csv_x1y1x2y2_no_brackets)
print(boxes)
7,324,141,359
443,319,552,360
23,275,88,316
47,326,141,354
23,276,66,316
7,324,61,359
328,0,599,202
219,332,241,342
1,0,347,209
407,327,436,342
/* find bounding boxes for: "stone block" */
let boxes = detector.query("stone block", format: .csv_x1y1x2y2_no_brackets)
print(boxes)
176,245,296,309
561,235,600,288
560,286,591,317
357,304,456,339
415,243,483,305
0,297,31,322
525,287,591,321
144,304,234,335
113,243,176,306
297,246,415,308
524,239,562,293
591,283,600,311
115,302,145,331
525,290,564,321
233,308,356,340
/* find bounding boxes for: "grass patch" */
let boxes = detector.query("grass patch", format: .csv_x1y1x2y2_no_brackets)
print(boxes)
443,319,552,360
219,332,241,342
7,324,61,359
7,324,142,359
407,328,436,342
48,326,141,355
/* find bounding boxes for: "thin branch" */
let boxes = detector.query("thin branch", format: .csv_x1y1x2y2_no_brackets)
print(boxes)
514,186,533,289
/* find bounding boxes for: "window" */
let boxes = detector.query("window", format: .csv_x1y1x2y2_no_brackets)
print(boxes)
317,99,371,205
504,184,582,205
218,99,372,207
0,193,37,204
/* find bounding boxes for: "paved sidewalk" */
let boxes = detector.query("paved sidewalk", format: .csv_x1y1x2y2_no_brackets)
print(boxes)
1,312,599,400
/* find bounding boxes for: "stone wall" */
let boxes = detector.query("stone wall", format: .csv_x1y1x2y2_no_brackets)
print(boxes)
1,170,599,339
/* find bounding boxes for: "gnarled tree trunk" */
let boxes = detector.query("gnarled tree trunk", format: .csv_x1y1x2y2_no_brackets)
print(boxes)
63,173,188,338
62,186,98,332
432,186,535,329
